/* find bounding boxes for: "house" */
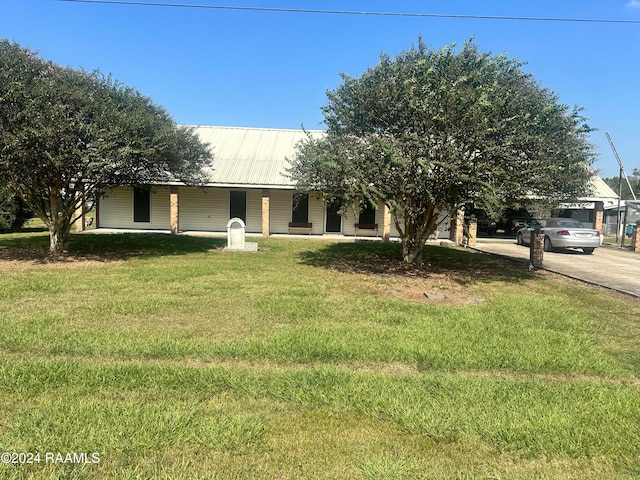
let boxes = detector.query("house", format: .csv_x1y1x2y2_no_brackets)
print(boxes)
556,176,619,233
96,126,453,240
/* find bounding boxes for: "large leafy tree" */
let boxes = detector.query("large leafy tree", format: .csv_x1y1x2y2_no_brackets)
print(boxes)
0,39,211,255
290,39,595,264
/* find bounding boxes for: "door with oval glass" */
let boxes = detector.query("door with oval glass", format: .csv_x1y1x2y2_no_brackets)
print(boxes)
325,197,342,233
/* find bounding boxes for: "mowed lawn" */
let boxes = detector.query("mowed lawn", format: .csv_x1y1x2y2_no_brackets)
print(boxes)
0,232,639,480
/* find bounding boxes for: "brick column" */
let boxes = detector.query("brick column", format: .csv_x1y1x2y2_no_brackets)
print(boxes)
382,205,391,241
75,189,85,233
467,220,477,247
170,186,179,235
594,201,604,234
450,209,465,244
530,231,544,268
261,189,270,238
631,224,640,252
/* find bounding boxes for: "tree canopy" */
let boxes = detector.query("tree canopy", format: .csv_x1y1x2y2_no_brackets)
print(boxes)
0,39,212,254
289,38,596,263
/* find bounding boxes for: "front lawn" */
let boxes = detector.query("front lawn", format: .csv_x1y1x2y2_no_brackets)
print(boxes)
0,232,638,479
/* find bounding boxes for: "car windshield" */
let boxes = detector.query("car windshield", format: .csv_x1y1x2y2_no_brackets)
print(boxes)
556,221,584,229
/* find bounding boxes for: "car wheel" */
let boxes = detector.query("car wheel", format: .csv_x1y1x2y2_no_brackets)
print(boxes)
516,232,523,245
583,247,595,255
543,236,553,252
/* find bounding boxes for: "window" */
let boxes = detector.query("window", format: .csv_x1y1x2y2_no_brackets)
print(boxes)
292,193,309,223
230,191,246,222
359,203,376,225
133,188,150,223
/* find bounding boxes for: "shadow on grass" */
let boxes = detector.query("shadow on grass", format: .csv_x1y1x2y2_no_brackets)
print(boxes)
0,231,226,263
298,241,532,286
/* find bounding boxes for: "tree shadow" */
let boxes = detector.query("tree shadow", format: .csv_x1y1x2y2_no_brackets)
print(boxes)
0,232,226,264
298,241,533,286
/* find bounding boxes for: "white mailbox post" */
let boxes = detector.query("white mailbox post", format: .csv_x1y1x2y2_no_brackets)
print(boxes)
227,217,246,250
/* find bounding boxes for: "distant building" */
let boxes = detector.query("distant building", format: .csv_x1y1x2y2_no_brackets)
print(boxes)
556,176,619,233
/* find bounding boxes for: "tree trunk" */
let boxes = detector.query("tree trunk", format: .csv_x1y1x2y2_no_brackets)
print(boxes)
402,238,423,264
48,219,71,257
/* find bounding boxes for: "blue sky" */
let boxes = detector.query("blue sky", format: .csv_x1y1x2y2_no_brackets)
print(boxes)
1,0,638,179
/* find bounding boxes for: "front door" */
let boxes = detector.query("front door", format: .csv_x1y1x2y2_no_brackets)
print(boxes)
229,191,247,223
325,197,342,233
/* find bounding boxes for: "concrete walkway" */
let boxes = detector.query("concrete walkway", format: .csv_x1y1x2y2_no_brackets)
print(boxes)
473,238,640,298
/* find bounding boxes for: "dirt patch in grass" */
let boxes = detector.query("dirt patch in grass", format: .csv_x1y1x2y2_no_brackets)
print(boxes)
358,272,486,305
0,246,128,269
299,243,526,305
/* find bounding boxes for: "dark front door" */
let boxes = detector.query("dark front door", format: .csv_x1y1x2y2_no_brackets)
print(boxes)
229,191,246,222
325,198,342,233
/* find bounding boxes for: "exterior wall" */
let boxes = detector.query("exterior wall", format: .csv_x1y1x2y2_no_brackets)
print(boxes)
179,187,227,232
269,189,292,234
309,195,325,235
342,207,356,236
388,210,451,240
175,187,262,233
99,185,448,239
99,186,171,230
245,189,262,233
557,208,595,228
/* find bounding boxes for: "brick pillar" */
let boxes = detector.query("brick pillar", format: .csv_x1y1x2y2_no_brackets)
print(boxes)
631,225,640,252
95,195,100,229
450,209,465,244
75,190,85,233
530,231,544,268
170,186,179,235
467,220,477,247
262,189,270,238
593,201,604,234
382,205,391,241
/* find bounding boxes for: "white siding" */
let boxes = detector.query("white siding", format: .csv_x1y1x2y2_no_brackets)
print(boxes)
99,186,170,230
309,194,325,235
99,185,450,239
342,206,355,236
180,187,262,233
388,209,450,239
179,187,227,231
269,189,292,234
245,189,262,233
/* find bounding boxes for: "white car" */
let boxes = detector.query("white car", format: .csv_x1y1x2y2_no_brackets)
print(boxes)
516,218,601,254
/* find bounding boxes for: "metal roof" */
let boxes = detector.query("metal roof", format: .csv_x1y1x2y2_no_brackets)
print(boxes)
187,127,618,203
191,126,324,188
583,175,618,201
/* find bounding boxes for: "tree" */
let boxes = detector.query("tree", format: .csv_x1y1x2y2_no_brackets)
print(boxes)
289,38,596,264
0,40,212,255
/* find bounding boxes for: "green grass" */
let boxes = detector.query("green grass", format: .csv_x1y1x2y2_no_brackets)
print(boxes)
0,231,639,479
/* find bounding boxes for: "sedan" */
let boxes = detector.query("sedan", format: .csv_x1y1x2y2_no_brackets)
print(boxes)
516,218,601,254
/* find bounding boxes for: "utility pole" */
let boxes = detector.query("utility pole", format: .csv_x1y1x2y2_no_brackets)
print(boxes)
606,132,635,245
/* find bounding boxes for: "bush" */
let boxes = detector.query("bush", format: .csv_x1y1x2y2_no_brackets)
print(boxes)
0,187,32,231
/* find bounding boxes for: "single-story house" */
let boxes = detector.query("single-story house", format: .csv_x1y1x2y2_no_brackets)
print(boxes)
95,126,454,240
556,176,619,232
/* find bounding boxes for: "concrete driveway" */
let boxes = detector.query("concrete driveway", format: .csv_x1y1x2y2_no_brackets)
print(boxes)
473,237,640,297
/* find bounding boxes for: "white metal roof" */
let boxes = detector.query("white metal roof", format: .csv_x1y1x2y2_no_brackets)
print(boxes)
191,126,324,188
186,127,619,204
583,175,618,201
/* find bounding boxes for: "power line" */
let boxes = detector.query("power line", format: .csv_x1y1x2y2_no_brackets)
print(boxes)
54,0,640,24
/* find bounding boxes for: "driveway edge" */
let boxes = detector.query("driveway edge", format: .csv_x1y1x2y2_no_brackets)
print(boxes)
468,245,640,299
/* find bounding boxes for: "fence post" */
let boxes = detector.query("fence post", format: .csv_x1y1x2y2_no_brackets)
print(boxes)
529,226,544,268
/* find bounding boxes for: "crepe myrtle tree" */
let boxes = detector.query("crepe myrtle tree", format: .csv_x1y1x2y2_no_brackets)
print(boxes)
0,39,212,256
289,38,595,264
